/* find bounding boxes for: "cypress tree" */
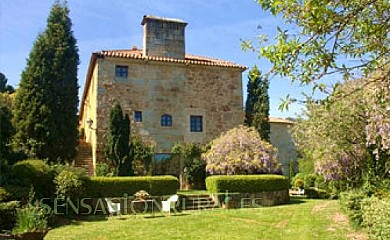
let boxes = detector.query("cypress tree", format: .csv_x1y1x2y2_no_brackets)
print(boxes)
245,66,270,142
107,103,134,176
12,1,79,162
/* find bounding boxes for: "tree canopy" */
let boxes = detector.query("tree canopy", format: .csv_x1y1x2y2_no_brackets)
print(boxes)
245,66,270,142
292,79,389,187
12,1,79,162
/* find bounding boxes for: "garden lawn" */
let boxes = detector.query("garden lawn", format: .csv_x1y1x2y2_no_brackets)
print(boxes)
45,198,366,240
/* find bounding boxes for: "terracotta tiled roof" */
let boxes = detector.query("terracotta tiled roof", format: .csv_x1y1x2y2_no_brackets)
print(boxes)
96,49,247,69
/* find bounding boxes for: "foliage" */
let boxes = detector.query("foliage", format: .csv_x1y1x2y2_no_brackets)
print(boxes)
244,66,270,142
95,162,115,177
340,190,367,228
12,1,79,163
0,200,19,231
244,0,389,99
362,197,390,240
0,72,15,94
292,80,380,187
9,159,55,200
203,125,281,175
305,187,328,199
0,101,13,161
106,102,134,176
172,143,207,189
54,166,87,200
83,176,178,198
206,175,289,193
132,135,154,176
13,189,48,234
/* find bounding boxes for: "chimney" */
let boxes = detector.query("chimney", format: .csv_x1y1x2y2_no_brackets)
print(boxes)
141,15,187,59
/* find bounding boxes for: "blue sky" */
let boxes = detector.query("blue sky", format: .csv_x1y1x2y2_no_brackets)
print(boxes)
0,0,309,118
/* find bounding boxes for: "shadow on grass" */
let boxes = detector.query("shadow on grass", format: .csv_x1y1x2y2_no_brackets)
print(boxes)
287,196,307,205
50,214,109,229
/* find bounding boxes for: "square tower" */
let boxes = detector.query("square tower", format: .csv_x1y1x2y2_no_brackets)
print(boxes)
141,15,188,59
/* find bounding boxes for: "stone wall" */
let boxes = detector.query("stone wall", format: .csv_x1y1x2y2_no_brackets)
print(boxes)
212,189,290,207
92,57,243,161
270,122,297,176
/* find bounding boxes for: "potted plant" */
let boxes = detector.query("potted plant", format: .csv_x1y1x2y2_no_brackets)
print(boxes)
134,190,150,201
12,189,49,240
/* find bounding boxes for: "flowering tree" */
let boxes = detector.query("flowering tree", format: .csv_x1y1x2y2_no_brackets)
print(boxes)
203,125,281,175
292,78,389,186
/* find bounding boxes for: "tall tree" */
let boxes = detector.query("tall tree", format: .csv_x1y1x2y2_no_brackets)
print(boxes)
242,0,389,168
245,66,270,142
0,72,15,94
12,1,79,162
107,103,134,176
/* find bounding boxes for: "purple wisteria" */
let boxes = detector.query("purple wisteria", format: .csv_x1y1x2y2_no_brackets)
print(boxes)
202,125,282,175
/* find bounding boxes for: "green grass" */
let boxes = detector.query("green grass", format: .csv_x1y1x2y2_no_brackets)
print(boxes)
45,198,365,240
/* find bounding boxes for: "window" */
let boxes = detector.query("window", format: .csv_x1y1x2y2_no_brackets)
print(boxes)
134,111,142,122
190,116,203,132
115,65,128,78
161,114,172,126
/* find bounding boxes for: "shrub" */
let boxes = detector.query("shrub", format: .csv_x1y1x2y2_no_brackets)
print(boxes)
0,187,10,202
203,126,281,175
305,187,328,199
362,197,390,240
304,174,317,188
95,162,114,177
206,175,289,193
54,166,88,200
172,143,207,189
10,159,55,199
84,176,178,197
340,190,367,227
0,200,19,230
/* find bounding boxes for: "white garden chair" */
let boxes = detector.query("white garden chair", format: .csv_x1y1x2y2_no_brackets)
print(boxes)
105,198,121,216
162,194,179,215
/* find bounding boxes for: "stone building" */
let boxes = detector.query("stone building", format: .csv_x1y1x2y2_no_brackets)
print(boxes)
269,117,297,175
78,16,247,172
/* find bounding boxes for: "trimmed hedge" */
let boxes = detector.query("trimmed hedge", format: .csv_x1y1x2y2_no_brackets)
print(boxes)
206,175,289,193
10,159,55,199
84,176,178,197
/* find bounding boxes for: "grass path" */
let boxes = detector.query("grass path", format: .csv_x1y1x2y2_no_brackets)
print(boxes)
45,199,366,240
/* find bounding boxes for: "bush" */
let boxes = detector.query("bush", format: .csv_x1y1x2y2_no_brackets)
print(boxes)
0,187,10,202
305,187,328,199
206,175,289,193
84,176,178,197
0,200,19,230
304,174,317,188
10,159,55,200
95,162,114,177
362,197,390,240
340,190,366,227
54,166,88,200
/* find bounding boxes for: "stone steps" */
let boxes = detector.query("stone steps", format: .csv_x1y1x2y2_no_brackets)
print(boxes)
74,141,94,176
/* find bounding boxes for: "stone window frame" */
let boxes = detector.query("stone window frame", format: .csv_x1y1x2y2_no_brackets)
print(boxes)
190,115,203,132
134,111,142,123
115,65,128,78
161,114,172,127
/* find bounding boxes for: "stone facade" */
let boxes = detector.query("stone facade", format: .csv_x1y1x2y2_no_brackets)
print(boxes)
79,16,247,170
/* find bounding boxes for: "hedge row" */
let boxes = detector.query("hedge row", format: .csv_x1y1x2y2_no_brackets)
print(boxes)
206,175,289,193
84,176,178,197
